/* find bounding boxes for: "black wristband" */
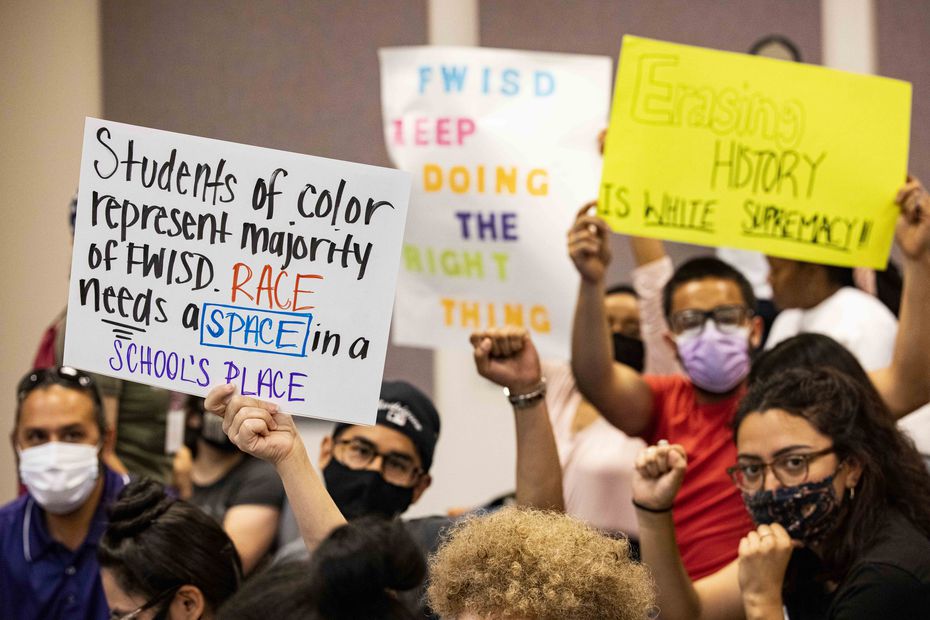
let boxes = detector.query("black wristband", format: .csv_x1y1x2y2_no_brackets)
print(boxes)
632,499,672,513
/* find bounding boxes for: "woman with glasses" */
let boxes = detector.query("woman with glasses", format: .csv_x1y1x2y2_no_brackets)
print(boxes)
632,365,930,619
98,477,242,620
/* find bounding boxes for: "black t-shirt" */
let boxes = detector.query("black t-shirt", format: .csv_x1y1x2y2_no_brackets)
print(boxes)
785,511,930,619
190,456,286,524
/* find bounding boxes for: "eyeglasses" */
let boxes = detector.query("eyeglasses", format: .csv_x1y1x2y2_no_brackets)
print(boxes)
18,367,102,411
727,447,836,492
333,437,423,487
669,304,752,336
108,586,179,620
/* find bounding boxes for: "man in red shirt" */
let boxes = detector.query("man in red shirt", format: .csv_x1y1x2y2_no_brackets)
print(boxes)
568,210,763,580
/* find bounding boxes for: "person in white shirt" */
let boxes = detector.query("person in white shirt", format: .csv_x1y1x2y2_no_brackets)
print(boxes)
765,258,898,371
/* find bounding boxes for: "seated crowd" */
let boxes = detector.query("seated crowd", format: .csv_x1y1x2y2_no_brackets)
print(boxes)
2,171,930,619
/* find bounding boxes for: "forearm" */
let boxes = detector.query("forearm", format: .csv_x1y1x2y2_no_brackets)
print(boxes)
513,401,564,511
224,507,279,574
632,254,680,375
637,509,703,619
275,443,346,551
630,236,667,266
880,258,930,416
571,279,614,402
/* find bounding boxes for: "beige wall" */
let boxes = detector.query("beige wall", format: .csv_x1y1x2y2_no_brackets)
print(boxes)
0,0,101,502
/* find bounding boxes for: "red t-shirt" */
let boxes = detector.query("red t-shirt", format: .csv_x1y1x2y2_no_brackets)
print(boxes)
642,374,754,580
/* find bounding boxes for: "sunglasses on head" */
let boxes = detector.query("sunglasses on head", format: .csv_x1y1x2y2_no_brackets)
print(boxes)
17,366,103,411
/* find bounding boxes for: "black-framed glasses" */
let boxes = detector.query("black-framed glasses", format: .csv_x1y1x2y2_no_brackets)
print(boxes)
727,447,836,492
669,304,752,336
333,437,423,487
17,366,103,411
108,586,179,620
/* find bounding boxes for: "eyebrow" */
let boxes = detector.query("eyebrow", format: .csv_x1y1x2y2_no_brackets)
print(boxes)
22,423,88,435
737,444,815,459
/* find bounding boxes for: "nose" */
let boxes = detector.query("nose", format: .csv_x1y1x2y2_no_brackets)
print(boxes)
762,465,781,492
364,454,384,473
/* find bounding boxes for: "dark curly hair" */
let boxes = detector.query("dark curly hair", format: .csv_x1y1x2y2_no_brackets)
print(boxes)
734,367,930,579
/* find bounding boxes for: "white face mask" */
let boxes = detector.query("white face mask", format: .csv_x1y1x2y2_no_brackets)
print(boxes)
18,442,100,515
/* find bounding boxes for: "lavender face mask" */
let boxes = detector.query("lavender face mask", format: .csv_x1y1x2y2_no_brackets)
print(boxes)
676,323,750,394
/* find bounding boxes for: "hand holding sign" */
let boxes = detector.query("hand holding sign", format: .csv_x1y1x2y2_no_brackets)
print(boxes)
204,384,299,466
470,327,542,394
66,119,411,425
895,176,930,265
567,202,612,284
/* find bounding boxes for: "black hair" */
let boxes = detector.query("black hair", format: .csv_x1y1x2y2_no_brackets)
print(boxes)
98,478,242,614
875,260,903,317
662,257,757,319
605,283,637,298
15,367,107,435
748,333,874,393
734,367,930,580
218,516,425,620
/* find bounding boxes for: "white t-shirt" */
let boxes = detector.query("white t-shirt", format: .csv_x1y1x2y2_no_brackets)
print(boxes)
765,287,898,371
899,404,930,471
543,362,645,536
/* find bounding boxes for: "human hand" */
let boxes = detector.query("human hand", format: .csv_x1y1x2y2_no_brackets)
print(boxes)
738,522,798,615
632,441,687,511
895,175,930,265
568,201,612,283
470,327,542,394
203,385,299,466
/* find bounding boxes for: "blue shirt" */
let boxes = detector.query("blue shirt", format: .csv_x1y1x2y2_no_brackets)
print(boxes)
0,467,126,620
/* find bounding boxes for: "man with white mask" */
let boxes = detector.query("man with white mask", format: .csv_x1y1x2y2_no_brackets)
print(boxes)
1,366,127,619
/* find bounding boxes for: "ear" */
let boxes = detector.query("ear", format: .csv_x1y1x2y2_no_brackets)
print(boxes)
102,427,117,455
748,315,764,350
169,585,206,619
10,432,21,483
662,330,678,357
319,435,334,470
411,473,432,504
844,457,863,490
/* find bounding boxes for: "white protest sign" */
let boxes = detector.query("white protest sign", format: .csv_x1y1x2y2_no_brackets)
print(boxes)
65,118,411,424
380,47,611,359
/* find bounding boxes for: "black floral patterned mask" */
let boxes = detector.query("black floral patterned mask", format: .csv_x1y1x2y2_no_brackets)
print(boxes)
743,474,840,544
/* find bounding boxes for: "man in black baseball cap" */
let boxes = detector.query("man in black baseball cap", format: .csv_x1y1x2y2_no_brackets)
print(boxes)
322,381,441,521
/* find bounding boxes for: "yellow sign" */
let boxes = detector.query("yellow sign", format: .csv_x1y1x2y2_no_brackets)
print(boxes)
599,36,911,268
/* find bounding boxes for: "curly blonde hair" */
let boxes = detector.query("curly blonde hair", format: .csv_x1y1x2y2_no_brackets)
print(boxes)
427,507,656,620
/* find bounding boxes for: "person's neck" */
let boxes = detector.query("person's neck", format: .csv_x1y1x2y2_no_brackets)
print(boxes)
44,473,105,552
191,440,243,486
694,381,743,405
797,279,843,310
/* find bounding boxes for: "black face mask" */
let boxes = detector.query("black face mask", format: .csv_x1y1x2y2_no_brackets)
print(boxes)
200,414,240,454
322,459,414,520
613,332,645,372
743,474,840,545
183,426,200,459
